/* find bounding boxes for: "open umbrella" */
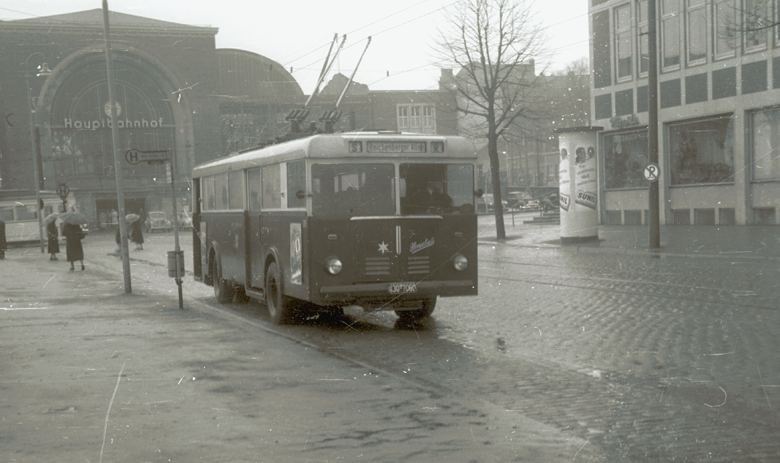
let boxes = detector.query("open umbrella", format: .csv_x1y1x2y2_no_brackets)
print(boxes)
125,213,141,223
43,212,59,225
60,211,88,225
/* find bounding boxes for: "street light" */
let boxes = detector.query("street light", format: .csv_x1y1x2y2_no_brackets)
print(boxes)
24,52,52,253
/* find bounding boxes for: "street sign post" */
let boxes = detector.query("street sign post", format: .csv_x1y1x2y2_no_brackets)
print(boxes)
125,148,183,309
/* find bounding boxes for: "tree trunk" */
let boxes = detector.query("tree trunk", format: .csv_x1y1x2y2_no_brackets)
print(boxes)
487,118,506,240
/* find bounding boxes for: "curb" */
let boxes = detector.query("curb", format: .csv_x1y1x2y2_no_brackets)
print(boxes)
477,238,780,262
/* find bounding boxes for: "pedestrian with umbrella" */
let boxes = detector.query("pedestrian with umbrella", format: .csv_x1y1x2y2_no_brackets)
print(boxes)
127,213,144,251
60,208,87,271
44,212,60,261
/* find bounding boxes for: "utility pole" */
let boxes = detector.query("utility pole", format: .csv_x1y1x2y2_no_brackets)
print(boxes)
647,0,661,248
103,0,132,293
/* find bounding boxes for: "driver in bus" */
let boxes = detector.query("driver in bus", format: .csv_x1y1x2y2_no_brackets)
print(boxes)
409,182,451,213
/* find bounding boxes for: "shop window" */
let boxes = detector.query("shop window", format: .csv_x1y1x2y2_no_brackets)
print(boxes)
753,207,776,224
672,209,691,224
669,115,735,185
751,106,780,180
604,129,649,189
605,210,622,224
694,208,716,224
624,210,642,224
718,208,736,224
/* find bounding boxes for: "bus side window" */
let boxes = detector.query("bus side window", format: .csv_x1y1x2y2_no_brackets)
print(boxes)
262,164,281,209
286,160,305,208
247,167,262,211
215,173,228,210
228,170,244,210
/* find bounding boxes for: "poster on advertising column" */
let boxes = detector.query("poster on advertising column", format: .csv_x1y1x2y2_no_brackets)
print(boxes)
575,146,597,210
558,148,571,212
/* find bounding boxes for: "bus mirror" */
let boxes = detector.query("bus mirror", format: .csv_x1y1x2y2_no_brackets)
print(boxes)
296,190,306,200
475,189,484,198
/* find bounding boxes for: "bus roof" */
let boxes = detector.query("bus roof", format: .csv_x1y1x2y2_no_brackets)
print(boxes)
192,132,478,178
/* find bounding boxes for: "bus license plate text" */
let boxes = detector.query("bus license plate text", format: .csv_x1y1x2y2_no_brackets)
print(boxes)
388,282,417,294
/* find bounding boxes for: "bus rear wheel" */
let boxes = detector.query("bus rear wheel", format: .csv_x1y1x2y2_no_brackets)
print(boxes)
212,252,233,303
265,261,295,324
395,296,436,324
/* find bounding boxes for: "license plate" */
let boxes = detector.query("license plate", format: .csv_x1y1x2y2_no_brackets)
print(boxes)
388,282,417,294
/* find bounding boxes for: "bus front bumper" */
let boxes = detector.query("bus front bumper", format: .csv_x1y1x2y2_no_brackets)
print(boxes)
317,279,477,305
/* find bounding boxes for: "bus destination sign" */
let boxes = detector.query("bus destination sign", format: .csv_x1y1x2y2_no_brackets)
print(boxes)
366,141,427,154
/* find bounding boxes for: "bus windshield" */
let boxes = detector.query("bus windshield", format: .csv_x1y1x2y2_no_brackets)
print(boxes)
311,163,395,217
401,163,474,215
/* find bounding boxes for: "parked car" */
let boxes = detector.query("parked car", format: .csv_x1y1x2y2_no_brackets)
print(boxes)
144,211,172,232
525,200,540,210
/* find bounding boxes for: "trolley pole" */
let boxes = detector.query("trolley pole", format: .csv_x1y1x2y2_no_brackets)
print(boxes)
103,0,132,293
169,156,184,310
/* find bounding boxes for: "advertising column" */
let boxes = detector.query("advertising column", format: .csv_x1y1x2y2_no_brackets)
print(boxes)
555,127,602,242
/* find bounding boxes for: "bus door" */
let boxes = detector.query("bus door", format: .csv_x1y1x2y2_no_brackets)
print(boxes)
246,168,264,289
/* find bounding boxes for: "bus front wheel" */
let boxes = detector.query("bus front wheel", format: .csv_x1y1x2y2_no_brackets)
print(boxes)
265,261,295,324
212,252,233,303
395,296,437,324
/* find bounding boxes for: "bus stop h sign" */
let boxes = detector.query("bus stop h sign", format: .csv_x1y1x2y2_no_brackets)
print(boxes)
125,149,169,165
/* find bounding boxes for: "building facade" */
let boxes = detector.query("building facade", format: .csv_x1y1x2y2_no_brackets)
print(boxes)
590,0,780,225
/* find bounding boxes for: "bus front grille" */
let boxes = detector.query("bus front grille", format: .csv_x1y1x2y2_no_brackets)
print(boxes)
365,257,391,276
407,256,430,275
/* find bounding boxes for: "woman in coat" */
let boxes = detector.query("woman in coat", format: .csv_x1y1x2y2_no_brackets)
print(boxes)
63,222,85,271
130,219,144,250
46,220,60,260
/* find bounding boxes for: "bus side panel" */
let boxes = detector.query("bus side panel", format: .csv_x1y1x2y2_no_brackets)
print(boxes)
257,211,308,301
203,211,246,285
192,180,202,281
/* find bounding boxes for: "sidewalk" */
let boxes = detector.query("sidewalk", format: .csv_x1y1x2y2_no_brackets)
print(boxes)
0,238,596,462
478,213,780,260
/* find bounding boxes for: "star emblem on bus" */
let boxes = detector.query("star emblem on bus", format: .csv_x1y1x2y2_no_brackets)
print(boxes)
377,241,389,255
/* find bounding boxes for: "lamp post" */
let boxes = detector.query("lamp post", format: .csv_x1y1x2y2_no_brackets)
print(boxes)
24,52,52,253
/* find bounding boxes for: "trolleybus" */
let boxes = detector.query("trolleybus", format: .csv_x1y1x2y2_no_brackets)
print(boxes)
0,190,61,245
191,132,479,324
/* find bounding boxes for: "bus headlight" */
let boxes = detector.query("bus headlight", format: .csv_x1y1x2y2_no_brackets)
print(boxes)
453,254,468,271
326,257,343,275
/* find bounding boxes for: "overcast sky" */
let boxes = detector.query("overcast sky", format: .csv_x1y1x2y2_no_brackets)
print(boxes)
2,0,589,92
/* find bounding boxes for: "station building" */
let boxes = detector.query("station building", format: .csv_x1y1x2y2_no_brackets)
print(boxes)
589,0,780,225
0,10,302,227
0,10,460,229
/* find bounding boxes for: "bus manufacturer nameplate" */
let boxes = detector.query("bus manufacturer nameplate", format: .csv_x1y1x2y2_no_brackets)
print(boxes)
388,282,418,294
367,141,426,154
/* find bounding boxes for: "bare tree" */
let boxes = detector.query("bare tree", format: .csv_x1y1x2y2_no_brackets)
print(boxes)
439,0,543,240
